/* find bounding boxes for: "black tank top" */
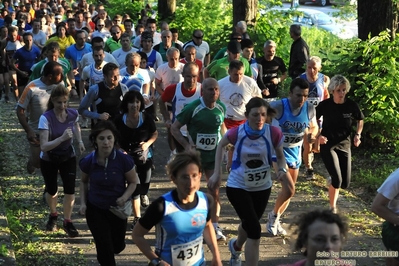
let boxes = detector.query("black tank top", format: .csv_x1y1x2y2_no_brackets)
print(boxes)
97,82,123,118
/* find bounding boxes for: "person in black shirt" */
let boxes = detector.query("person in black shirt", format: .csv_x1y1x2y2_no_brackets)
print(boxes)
316,75,364,213
256,40,287,100
288,24,309,79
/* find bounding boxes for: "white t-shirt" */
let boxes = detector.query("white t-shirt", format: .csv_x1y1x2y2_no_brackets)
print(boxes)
80,51,119,70
377,168,399,215
155,62,184,90
112,47,138,68
81,62,107,86
218,75,261,121
183,40,210,64
27,30,47,48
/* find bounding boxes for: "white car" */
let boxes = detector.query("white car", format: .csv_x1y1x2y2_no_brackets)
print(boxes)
290,8,356,39
299,0,356,7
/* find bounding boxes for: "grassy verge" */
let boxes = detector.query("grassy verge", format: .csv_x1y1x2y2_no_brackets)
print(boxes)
0,105,85,266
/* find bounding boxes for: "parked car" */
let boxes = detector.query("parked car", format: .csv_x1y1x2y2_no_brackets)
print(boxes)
299,0,356,7
290,8,356,39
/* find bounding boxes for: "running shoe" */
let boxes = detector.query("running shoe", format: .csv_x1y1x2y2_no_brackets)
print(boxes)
266,211,287,236
228,238,242,266
140,195,149,208
215,225,226,241
46,215,58,232
331,207,338,214
63,221,79,237
306,168,315,181
4,95,9,103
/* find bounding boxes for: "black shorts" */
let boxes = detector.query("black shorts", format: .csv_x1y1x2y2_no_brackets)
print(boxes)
17,71,31,87
0,63,8,74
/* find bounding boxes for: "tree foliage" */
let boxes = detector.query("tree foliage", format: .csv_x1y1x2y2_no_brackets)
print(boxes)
322,31,399,149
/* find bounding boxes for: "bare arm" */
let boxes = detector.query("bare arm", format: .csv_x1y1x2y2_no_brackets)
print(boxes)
371,193,399,225
39,128,72,152
204,53,210,67
141,130,158,152
16,106,37,143
207,134,230,190
132,223,170,265
155,78,163,95
203,220,222,266
158,97,171,126
353,119,364,147
171,120,193,151
72,121,85,154
116,168,139,206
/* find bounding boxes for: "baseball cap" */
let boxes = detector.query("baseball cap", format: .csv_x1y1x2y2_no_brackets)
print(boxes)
227,40,242,54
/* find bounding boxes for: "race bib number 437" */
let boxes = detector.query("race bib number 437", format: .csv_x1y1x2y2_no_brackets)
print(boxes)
171,236,203,266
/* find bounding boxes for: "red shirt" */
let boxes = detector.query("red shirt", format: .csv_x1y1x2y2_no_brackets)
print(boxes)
161,83,200,103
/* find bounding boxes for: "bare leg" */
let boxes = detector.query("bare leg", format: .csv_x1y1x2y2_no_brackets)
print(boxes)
273,167,297,216
302,136,313,169
205,168,220,223
132,198,141,218
46,192,58,214
244,238,260,266
63,194,75,220
328,185,340,208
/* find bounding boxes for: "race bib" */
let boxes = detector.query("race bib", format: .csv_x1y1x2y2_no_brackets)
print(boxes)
196,133,217,151
307,97,320,106
282,132,304,148
244,165,271,187
171,236,203,266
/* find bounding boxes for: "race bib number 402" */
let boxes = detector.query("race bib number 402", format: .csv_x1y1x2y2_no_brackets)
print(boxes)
196,133,217,150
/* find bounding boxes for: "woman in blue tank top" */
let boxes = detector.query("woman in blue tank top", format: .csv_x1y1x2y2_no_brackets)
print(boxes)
132,151,222,266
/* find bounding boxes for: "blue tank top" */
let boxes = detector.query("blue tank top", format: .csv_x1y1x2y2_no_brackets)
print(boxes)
146,49,157,68
300,72,325,106
276,98,310,166
155,191,208,265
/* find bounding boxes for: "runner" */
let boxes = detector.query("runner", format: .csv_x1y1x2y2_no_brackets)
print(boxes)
132,150,222,266
159,62,201,153
267,78,318,236
171,77,227,241
208,97,291,266
299,56,330,181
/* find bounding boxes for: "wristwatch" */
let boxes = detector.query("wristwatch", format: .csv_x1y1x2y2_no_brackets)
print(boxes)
278,168,287,173
149,258,161,266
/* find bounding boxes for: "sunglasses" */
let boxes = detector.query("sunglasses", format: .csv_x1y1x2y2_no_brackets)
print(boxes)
193,35,203,39
97,24,104,27
112,32,120,34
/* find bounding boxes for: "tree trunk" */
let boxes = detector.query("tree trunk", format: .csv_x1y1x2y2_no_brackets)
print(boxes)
358,0,398,41
233,0,257,27
158,0,176,21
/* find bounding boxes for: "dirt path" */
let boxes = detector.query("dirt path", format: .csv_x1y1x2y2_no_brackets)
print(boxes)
0,96,387,265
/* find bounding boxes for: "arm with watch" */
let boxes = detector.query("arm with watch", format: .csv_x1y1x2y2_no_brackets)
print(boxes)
132,224,170,266
353,120,363,147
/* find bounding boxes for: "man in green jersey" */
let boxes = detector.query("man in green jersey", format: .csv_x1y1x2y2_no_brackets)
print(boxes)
171,78,227,241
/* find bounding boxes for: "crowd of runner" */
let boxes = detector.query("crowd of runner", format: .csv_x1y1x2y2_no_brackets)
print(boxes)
5,0,399,266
